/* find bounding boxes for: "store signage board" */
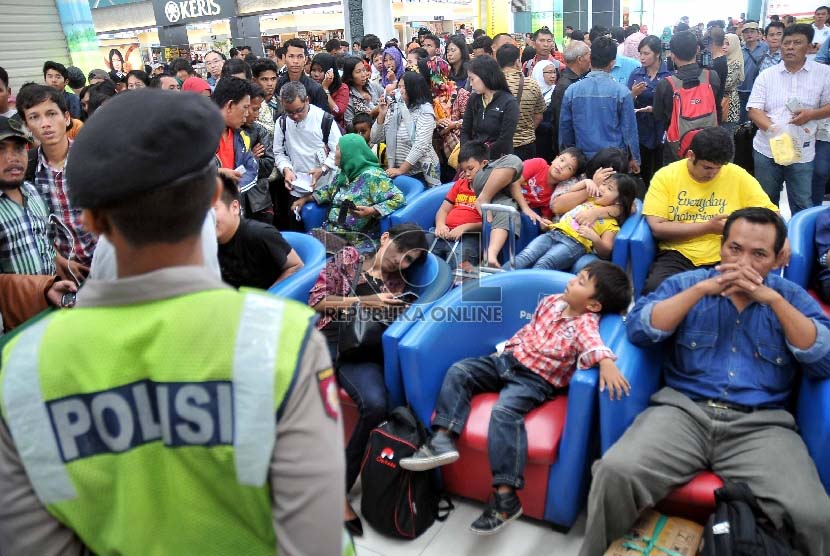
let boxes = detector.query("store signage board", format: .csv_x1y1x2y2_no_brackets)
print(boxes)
152,0,237,26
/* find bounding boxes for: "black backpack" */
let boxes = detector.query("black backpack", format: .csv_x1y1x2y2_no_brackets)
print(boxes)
359,407,453,539
279,111,334,149
700,482,794,556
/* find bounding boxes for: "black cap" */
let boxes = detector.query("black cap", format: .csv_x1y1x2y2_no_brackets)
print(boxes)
0,116,33,144
66,89,224,208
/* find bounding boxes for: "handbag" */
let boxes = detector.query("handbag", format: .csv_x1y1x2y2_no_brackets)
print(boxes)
336,258,393,363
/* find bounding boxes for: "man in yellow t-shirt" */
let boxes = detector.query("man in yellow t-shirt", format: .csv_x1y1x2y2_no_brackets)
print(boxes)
642,127,779,294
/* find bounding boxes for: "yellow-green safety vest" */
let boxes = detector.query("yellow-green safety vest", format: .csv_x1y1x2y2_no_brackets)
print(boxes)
0,289,314,555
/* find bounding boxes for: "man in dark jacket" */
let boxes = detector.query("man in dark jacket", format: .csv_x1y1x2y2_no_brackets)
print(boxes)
241,83,275,223
550,41,590,158
275,38,329,113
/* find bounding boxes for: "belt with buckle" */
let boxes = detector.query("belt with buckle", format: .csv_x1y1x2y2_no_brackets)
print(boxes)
699,399,755,413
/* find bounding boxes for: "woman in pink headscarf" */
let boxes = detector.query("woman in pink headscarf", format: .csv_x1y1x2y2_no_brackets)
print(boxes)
181,76,212,97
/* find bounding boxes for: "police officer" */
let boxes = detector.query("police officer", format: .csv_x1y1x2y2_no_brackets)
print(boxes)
0,90,345,555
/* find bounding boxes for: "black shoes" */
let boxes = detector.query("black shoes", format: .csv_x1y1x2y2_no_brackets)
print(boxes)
469,490,523,535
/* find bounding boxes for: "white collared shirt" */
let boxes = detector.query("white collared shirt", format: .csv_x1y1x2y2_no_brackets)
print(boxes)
272,104,340,178
747,59,830,161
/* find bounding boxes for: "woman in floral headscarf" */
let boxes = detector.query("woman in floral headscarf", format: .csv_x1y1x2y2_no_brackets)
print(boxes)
417,56,470,180
381,46,405,95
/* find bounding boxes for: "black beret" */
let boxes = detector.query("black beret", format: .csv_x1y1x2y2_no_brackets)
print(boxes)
66,89,224,208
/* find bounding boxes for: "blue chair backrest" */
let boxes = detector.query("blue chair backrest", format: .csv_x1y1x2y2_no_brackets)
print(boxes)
784,206,825,288
392,175,426,200
267,232,326,303
379,176,426,233
389,183,452,231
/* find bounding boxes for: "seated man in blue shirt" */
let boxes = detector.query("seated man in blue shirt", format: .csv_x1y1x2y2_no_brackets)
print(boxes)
559,36,641,173
580,207,830,556
814,207,830,302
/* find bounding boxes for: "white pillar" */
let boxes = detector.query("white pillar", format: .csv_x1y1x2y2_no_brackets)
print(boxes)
363,0,395,42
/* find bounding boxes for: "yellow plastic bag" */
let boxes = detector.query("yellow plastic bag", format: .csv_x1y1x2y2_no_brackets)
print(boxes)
769,132,800,166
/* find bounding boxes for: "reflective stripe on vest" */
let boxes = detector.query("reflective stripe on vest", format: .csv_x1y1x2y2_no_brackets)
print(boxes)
2,318,76,504
2,293,291,504
233,293,284,486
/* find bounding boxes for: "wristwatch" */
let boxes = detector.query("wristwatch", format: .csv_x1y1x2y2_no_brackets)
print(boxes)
821,251,828,268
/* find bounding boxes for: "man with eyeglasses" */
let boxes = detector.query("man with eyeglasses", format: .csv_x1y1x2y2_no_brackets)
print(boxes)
203,50,225,89
274,38,329,113
273,82,340,225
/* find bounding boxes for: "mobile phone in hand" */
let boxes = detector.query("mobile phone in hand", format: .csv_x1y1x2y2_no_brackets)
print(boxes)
393,292,419,303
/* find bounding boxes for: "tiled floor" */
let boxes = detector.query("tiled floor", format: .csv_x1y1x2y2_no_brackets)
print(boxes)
352,491,585,556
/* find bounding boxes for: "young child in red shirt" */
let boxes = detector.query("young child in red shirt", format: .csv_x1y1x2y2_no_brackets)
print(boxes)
513,148,586,225
427,143,489,269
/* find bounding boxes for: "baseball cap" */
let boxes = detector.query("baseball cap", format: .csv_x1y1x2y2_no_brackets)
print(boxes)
742,22,760,31
0,116,33,144
87,69,111,82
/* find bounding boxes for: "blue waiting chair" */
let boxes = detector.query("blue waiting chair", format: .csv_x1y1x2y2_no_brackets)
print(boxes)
300,175,425,233
267,232,326,303
397,270,624,527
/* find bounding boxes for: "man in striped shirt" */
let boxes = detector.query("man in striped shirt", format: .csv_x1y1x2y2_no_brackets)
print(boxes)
0,117,55,276
748,23,830,215
498,44,546,161
19,86,96,278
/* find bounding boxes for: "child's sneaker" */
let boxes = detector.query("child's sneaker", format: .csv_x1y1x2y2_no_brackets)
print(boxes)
469,490,523,535
399,431,459,471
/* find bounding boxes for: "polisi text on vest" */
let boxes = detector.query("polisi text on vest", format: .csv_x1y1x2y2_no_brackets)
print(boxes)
47,379,234,463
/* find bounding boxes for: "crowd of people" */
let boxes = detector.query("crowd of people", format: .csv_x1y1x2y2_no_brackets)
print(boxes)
0,6,829,556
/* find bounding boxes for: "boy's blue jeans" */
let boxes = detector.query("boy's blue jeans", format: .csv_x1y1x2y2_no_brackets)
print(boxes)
514,230,587,271
431,352,556,489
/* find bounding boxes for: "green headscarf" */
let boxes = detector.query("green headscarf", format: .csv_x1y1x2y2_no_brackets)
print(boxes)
334,133,382,187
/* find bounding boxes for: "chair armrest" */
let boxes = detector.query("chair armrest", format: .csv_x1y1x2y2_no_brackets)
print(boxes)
612,202,643,269
796,374,830,493
545,367,598,525
267,260,326,304
630,217,657,298
599,329,664,453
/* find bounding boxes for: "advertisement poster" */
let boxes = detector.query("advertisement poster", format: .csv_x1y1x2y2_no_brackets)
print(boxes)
98,44,144,76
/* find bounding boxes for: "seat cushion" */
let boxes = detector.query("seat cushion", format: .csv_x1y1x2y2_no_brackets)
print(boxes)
456,392,567,465
658,471,723,524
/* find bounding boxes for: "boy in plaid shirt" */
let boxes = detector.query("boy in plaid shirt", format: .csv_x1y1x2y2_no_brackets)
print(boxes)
401,260,632,534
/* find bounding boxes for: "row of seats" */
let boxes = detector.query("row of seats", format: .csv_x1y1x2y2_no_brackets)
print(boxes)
267,186,830,530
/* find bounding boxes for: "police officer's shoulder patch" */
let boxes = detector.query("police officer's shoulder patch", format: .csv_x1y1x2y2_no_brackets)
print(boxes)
316,368,340,421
